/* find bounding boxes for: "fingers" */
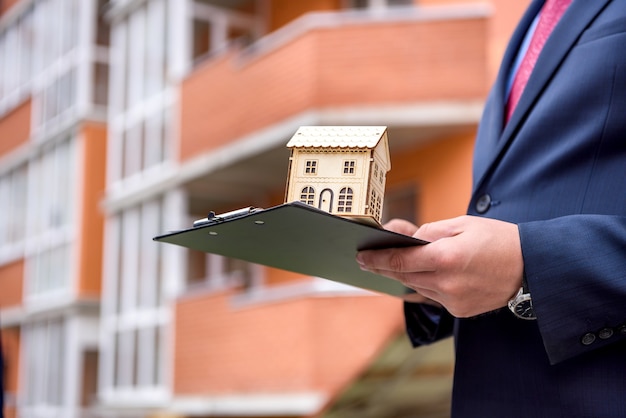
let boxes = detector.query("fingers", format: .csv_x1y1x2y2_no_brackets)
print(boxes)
357,215,524,317
356,247,442,305
356,245,436,275
359,219,459,276
382,217,463,243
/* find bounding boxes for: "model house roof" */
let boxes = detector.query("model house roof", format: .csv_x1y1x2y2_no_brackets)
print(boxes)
286,126,387,148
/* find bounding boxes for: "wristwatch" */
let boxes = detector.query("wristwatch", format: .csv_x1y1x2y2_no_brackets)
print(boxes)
508,279,536,320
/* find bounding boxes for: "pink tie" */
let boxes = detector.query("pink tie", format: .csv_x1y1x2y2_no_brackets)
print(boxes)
506,0,572,122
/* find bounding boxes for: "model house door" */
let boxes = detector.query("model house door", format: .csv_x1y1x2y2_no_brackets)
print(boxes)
319,189,334,212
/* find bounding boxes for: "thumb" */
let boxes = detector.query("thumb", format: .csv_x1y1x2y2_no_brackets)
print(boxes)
415,217,464,242
383,218,419,236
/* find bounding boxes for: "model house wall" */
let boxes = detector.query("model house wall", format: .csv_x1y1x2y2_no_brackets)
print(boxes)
285,126,391,225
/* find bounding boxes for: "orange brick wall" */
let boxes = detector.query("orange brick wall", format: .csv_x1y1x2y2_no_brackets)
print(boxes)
76,122,107,298
0,0,21,16
180,36,317,160
307,296,403,393
0,260,23,309
0,100,31,157
1,327,20,418
173,291,403,395
264,267,308,286
405,0,530,82
315,19,488,106
175,293,314,393
180,17,487,160
388,131,475,223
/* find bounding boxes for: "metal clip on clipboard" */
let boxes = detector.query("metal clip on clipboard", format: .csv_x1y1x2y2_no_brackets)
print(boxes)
192,207,263,227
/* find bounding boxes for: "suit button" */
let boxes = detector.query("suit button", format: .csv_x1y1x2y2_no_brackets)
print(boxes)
619,325,626,335
581,332,596,345
598,328,614,339
475,194,492,214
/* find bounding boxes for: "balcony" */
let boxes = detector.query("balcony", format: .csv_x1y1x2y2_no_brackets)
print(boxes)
179,5,489,212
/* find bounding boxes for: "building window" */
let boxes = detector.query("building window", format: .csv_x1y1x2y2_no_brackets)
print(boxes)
30,0,99,136
0,0,109,131
338,187,354,213
29,243,72,296
384,185,418,224
0,5,35,114
22,319,66,414
343,160,356,175
26,137,76,299
345,0,414,9
0,164,28,252
31,138,76,231
300,186,315,205
109,0,171,185
191,0,260,63
304,160,317,175
101,196,170,396
187,252,261,291
37,67,77,129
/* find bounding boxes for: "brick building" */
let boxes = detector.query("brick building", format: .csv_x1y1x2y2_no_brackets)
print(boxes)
0,0,528,417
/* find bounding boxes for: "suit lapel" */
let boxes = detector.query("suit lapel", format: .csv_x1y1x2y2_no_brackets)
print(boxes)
502,0,612,138
472,0,544,185
473,0,612,192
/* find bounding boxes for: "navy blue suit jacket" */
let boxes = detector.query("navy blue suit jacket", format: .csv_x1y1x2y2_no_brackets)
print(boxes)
0,329,3,418
405,0,626,416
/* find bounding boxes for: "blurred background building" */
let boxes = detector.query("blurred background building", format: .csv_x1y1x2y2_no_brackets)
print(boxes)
0,0,528,417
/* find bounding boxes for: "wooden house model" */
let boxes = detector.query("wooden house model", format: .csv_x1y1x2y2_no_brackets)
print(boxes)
284,126,391,226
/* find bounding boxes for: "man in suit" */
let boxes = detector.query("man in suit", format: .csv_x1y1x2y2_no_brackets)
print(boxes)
1,330,4,418
357,0,626,416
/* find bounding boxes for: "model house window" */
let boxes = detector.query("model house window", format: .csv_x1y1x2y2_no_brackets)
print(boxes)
304,160,317,175
338,187,354,213
343,160,356,175
300,186,315,205
369,188,382,220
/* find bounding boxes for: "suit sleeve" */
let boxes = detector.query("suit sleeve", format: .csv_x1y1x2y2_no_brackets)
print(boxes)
404,301,455,347
518,214,626,364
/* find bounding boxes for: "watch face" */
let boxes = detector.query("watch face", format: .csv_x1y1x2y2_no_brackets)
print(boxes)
514,299,536,320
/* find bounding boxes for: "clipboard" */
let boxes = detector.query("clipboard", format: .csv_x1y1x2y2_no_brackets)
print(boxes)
153,201,428,298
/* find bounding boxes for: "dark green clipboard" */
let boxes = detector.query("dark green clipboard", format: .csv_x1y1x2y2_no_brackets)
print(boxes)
153,201,427,298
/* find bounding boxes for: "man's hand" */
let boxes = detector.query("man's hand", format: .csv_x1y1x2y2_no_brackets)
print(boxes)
356,216,524,318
